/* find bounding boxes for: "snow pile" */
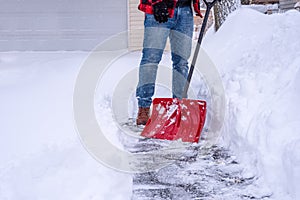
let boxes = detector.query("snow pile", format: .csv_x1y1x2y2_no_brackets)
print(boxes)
0,52,132,200
203,8,300,199
243,4,279,14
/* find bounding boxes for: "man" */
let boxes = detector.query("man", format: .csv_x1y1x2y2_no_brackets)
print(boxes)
136,0,203,125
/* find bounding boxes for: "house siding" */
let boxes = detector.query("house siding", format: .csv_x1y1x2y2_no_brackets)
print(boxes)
128,0,145,51
0,0,127,51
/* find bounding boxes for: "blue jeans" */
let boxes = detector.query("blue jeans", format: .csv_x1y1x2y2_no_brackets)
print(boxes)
136,6,194,108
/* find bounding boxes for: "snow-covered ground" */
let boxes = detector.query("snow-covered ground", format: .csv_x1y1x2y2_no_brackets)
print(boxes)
0,7,299,200
0,52,132,199
203,8,300,200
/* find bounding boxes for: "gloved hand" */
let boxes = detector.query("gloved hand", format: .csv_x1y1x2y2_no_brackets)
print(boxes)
193,0,203,18
153,1,169,23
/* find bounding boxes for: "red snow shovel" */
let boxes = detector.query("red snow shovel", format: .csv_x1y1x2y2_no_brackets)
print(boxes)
140,0,218,143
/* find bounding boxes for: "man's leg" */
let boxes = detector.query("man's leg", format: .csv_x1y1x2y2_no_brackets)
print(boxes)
136,48,163,108
136,15,171,124
169,6,194,99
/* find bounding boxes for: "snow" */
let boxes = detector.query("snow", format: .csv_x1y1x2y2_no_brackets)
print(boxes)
242,4,279,14
0,7,300,200
0,52,132,199
203,8,300,200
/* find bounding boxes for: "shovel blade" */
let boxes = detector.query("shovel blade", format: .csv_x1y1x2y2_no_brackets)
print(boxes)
141,98,206,143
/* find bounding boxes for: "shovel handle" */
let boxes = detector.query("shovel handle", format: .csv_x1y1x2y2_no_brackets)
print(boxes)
182,0,219,98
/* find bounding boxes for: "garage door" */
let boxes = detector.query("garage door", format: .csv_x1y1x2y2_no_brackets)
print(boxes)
0,0,127,51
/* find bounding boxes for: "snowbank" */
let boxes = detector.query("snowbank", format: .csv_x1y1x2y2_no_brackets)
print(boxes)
242,4,279,14
203,8,300,199
0,52,132,200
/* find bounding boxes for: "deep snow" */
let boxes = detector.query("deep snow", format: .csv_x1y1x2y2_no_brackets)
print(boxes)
0,7,300,200
0,52,132,199
203,8,300,199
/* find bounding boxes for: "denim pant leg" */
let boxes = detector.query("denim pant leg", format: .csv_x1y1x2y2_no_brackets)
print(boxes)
136,22,170,108
169,6,194,99
136,48,163,108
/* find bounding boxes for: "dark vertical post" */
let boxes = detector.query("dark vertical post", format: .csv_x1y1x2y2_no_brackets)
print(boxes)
182,0,219,98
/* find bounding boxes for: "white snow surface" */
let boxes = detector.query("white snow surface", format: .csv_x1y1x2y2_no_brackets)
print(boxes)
0,52,132,200
203,8,300,200
0,7,300,200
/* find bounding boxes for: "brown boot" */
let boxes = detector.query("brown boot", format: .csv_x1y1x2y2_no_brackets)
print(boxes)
136,107,150,125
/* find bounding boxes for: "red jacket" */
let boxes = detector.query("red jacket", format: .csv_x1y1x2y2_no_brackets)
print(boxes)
138,0,202,18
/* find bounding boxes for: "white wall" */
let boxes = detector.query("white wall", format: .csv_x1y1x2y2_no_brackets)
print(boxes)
128,0,144,51
0,0,127,51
